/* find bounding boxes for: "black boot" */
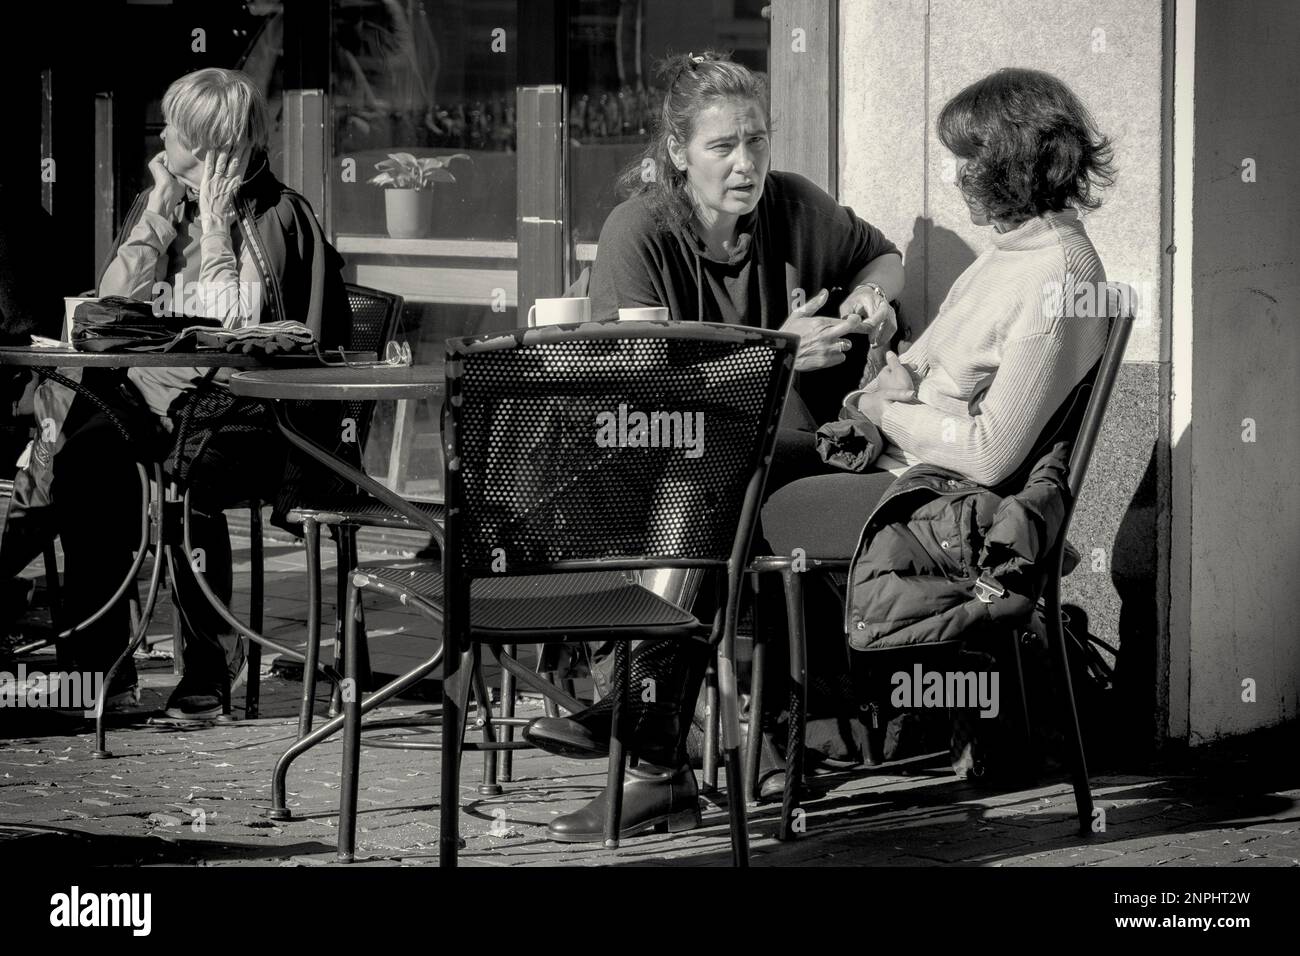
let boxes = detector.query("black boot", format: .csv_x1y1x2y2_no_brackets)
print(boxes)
547,761,701,842
524,639,701,763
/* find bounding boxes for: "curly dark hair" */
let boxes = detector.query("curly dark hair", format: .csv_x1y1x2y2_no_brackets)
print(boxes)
938,68,1116,223
616,50,770,230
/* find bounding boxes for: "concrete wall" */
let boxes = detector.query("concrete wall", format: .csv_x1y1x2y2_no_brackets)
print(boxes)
1172,0,1300,742
839,0,1171,749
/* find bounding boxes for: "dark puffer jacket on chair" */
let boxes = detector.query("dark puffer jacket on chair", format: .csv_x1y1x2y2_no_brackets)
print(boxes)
844,439,1079,652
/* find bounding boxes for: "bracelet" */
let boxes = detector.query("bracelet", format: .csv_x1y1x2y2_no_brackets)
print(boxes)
860,281,888,305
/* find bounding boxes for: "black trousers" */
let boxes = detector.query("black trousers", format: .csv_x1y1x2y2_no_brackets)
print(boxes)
50,379,285,690
750,427,895,769
576,393,898,771
622,421,894,771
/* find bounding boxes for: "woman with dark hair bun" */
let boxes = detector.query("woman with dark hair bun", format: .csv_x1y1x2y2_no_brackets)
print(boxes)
522,50,906,843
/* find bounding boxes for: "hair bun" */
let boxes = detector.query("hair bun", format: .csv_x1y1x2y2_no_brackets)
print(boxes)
657,50,727,87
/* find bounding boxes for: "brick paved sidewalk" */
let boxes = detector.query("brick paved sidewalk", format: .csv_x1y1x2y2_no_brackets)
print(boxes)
2,531,1298,867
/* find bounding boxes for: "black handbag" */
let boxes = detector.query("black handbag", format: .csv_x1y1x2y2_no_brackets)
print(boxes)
164,380,282,500
71,296,219,352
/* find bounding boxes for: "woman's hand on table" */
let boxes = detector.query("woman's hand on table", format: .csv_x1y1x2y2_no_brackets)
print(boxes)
780,288,869,372
145,151,188,219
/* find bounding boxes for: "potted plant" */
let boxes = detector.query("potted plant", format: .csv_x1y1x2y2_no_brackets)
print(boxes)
369,152,470,239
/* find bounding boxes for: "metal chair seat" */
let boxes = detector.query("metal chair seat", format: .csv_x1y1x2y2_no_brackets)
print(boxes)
288,496,446,530
355,565,700,639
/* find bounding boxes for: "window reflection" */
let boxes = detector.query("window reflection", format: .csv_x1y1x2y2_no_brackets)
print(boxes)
330,0,519,241
567,0,769,245
322,0,769,499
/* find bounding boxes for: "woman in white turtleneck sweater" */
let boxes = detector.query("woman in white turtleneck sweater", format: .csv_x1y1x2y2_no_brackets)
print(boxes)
755,66,1118,797
846,68,1116,489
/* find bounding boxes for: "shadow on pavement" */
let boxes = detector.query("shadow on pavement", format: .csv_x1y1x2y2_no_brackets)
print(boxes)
0,823,334,866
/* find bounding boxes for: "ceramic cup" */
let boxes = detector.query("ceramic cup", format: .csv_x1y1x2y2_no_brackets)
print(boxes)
617,306,670,321
528,296,592,326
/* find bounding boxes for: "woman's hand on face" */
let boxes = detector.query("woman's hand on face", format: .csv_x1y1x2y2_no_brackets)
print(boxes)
779,288,867,372
146,151,187,217
840,284,898,348
198,146,247,231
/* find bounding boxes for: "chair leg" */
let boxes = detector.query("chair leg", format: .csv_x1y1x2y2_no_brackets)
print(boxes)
537,643,561,718
330,529,348,717
500,643,517,782
41,540,61,625
779,569,807,842
298,519,322,738
337,579,364,863
245,503,263,720
474,658,502,796
1006,627,1036,773
164,489,185,677
702,657,719,791
744,585,765,804
440,646,475,868
170,600,185,677
602,640,630,849
346,526,372,689
718,631,751,867
1045,579,1093,835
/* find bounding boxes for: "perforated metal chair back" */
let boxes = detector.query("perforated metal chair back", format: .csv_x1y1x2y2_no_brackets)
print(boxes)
443,321,797,579
345,283,404,355
1046,286,1135,576
341,283,404,447
1064,291,1135,500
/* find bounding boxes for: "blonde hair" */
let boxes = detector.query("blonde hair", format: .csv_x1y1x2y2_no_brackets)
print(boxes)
162,68,269,153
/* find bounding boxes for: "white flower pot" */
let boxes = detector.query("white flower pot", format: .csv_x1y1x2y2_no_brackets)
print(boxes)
384,188,434,239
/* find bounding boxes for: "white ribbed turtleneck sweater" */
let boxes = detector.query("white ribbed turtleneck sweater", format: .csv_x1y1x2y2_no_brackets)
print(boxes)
850,208,1110,486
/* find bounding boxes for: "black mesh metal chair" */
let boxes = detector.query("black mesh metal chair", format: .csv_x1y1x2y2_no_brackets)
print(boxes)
276,284,435,733
333,321,797,866
215,284,420,727
745,297,1135,841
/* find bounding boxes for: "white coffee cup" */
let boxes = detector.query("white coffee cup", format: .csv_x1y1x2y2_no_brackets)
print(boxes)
618,306,670,321
63,297,96,343
528,296,591,327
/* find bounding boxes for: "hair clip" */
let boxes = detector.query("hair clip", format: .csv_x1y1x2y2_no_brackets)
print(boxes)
688,52,705,64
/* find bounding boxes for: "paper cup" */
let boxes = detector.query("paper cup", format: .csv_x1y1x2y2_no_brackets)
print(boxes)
528,296,591,327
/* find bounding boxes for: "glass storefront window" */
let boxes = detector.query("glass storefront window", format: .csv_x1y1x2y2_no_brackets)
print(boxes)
566,0,770,250
321,0,769,500
328,0,521,498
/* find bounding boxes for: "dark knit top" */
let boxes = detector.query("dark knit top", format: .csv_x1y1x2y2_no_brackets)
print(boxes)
588,170,900,421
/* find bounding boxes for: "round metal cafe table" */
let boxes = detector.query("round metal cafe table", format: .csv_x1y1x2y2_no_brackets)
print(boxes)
0,345,315,756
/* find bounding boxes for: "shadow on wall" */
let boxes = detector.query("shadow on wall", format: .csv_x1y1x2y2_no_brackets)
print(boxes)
1109,443,1162,756
1056,445,1161,763
898,216,977,343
